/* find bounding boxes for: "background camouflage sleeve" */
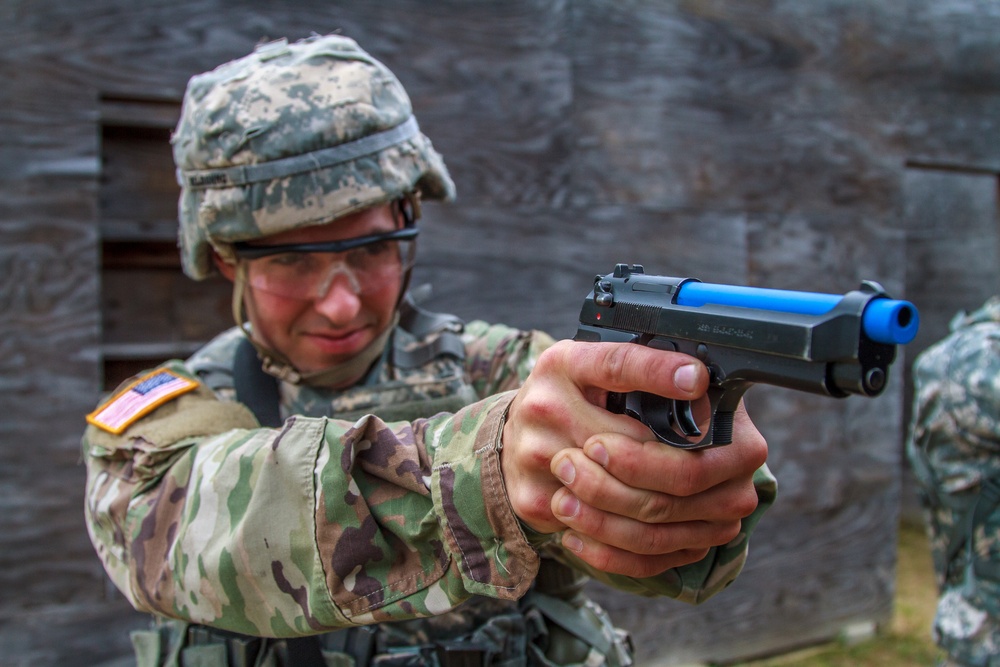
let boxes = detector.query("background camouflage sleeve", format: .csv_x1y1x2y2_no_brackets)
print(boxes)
460,321,778,604
83,360,538,637
906,298,1000,663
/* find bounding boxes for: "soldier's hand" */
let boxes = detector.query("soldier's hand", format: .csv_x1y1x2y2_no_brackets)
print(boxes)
501,340,767,578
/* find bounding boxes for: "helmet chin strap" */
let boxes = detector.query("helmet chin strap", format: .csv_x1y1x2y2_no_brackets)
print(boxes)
231,262,397,388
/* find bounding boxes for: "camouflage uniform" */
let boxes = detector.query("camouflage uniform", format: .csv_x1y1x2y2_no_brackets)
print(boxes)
908,297,1000,666
82,34,777,666
84,313,776,666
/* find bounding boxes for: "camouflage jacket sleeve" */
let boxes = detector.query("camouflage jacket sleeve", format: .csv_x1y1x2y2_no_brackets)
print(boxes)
909,299,1000,493
83,360,538,636
459,321,778,605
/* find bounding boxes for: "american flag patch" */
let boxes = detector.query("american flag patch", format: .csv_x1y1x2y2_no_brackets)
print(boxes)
86,369,199,434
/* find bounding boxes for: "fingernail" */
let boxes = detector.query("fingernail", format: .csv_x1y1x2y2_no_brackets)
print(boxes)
587,442,609,468
674,363,699,393
556,491,581,518
553,458,576,485
563,533,584,553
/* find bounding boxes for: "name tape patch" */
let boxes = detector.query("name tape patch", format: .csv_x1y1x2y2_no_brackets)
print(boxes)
87,369,199,434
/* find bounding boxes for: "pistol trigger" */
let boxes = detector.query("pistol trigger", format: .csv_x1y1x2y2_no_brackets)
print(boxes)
672,399,702,438
606,391,627,415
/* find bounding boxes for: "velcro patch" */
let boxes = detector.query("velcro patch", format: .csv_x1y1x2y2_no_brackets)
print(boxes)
87,369,199,434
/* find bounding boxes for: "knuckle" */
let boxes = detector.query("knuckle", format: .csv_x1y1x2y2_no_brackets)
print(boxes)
732,485,760,518
573,458,615,502
534,341,567,370
577,505,610,538
749,435,769,470
523,445,552,471
537,339,581,378
635,492,678,524
598,344,632,381
640,528,666,555
715,477,761,520
739,435,768,473
713,520,744,546
736,413,769,471
515,490,554,528
519,395,572,435
670,464,706,497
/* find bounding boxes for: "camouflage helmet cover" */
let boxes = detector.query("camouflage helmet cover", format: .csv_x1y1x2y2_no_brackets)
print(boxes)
172,34,456,280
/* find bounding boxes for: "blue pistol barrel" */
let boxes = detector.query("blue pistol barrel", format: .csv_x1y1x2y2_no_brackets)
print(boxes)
675,282,919,345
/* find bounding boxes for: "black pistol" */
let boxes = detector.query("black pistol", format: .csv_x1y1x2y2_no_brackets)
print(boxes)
575,264,920,449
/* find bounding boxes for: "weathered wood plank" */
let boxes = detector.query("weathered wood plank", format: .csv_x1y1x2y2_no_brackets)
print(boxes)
100,124,179,240
903,169,1000,351
414,204,749,339
568,1,905,217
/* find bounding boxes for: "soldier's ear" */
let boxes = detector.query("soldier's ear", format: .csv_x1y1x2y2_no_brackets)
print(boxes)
212,251,236,282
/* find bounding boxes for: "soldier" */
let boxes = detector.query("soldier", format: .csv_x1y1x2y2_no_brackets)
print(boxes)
83,34,776,667
908,297,1000,667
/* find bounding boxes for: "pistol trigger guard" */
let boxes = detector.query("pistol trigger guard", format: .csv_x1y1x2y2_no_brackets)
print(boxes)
622,391,716,450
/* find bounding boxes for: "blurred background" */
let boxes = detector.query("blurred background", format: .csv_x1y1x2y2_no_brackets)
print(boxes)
1,1,998,665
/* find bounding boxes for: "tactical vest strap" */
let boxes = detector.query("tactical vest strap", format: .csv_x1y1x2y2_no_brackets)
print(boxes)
533,558,588,599
521,559,634,667
332,390,481,425
286,635,328,667
320,626,378,665
187,624,264,666
526,593,612,657
136,620,337,667
233,336,282,427
393,331,467,369
398,293,463,338
394,296,466,369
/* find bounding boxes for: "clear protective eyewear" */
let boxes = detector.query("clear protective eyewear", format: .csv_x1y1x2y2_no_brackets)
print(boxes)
232,227,418,300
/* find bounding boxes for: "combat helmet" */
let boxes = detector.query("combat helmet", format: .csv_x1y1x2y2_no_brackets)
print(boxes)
172,33,455,281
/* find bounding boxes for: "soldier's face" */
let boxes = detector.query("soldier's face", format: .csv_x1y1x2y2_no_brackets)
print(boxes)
220,204,406,379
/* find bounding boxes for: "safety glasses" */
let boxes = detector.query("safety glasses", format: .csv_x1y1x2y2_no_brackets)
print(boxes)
232,227,418,300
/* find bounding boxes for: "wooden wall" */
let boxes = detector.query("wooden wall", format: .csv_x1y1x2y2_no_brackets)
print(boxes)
1,1,998,665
